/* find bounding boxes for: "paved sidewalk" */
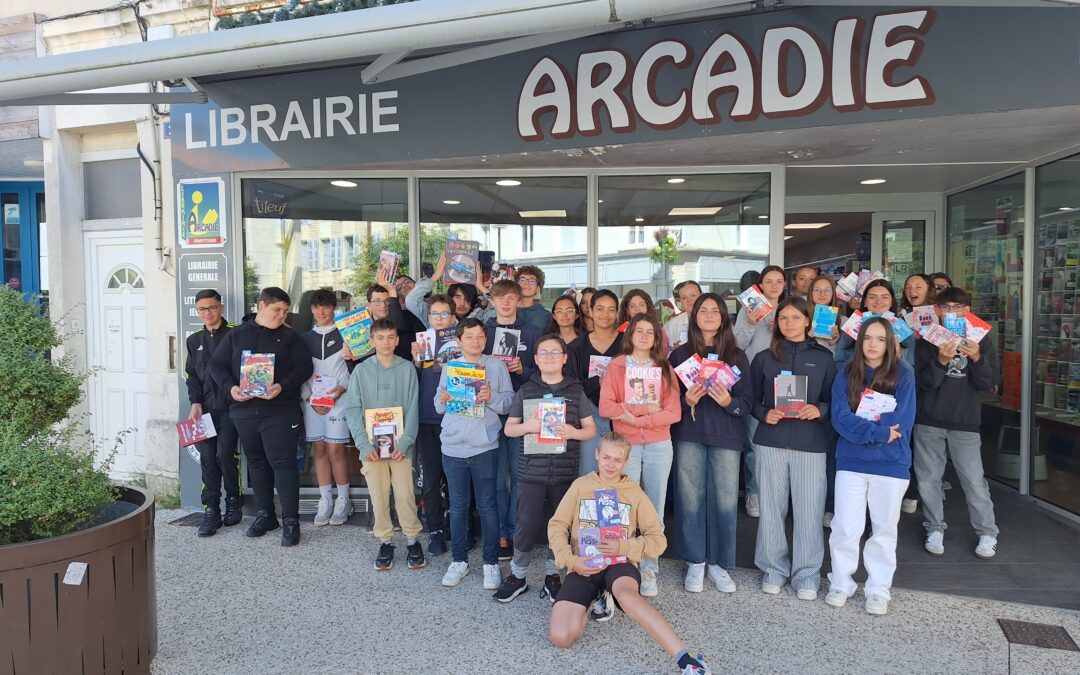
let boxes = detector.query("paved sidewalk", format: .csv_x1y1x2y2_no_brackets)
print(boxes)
152,509,1080,675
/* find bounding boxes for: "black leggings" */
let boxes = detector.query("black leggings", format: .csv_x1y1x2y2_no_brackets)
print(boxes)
233,411,302,520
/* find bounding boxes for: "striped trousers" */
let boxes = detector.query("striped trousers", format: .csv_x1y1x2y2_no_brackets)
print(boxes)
754,445,827,592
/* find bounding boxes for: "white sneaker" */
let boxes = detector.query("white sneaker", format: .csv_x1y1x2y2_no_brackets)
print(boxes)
313,497,333,527
329,497,353,525
745,492,760,518
640,569,659,597
483,564,501,590
925,531,945,556
943,480,953,491
684,563,705,593
865,594,889,615
761,580,782,595
707,565,737,593
822,511,833,529
796,588,818,601
901,498,918,514
975,535,998,559
441,561,469,587
825,589,848,608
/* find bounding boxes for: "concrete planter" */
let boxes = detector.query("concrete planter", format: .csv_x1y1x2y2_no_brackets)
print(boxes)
0,487,157,674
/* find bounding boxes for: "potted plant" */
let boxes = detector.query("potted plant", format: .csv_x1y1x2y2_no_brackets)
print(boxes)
0,285,157,673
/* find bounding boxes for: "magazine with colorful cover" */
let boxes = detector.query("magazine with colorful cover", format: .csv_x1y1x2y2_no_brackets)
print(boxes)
538,399,566,443
309,375,338,407
855,388,897,421
736,285,773,323
494,262,515,281
835,272,859,302
774,373,808,417
904,305,939,336
522,398,565,454
435,327,463,364
840,311,865,340
674,353,703,389
416,329,436,361
239,351,275,398
363,406,405,441
492,327,520,364
625,365,662,405
810,305,839,339
588,355,613,379
176,413,217,447
377,250,400,282
372,421,397,458
578,527,605,568
445,361,486,417
334,308,374,357
443,239,480,285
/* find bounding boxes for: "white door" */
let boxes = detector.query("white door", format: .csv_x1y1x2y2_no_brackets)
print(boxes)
85,232,148,478
871,211,936,287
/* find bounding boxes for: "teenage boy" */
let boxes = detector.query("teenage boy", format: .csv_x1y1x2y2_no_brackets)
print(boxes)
914,287,1001,559
344,318,425,570
497,335,597,603
484,279,541,559
362,268,418,362
301,289,354,527
211,287,314,546
184,289,241,537
436,318,515,591
412,294,456,556
547,432,710,674
514,265,552,332
662,280,701,353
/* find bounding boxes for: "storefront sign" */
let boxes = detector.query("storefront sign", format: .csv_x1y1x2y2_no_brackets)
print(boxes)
177,178,226,247
177,252,230,343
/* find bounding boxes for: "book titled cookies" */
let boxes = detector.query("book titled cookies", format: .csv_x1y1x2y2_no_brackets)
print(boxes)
625,365,662,406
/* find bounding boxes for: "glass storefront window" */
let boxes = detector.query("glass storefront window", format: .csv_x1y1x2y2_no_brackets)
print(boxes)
946,173,1025,491
1034,154,1080,515
598,174,770,315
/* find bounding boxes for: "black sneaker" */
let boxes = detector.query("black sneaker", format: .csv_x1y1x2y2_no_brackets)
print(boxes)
407,542,427,570
590,590,615,622
280,518,300,547
492,575,528,603
222,496,243,526
197,508,222,537
427,530,448,557
540,573,562,604
498,537,513,561
245,510,279,538
375,543,395,571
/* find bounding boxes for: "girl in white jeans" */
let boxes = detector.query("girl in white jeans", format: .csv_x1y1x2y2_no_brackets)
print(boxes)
827,317,916,616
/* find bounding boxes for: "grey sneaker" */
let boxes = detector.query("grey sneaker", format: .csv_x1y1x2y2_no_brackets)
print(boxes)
640,568,659,597
825,589,848,608
925,531,944,556
313,497,333,527
745,492,760,518
329,497,353,525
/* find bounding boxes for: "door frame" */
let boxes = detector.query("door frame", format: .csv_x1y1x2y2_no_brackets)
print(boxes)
870,210,937,277
0,181,45,296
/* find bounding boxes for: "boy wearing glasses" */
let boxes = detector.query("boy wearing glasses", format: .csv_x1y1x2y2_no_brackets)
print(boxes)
363,268,418,362
184,289,242,537
497,334,597,602
913,287,1001,559
514,265,553,332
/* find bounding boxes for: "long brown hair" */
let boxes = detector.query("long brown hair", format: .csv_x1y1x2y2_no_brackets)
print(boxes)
769,297,812,361
686,293,740,364
900,273,937,312
545,295,584,338
621,313,675,391
618,288,657,326
846,316,900,410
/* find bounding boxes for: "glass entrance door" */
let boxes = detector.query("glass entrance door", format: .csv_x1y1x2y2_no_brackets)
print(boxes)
871,211,934,287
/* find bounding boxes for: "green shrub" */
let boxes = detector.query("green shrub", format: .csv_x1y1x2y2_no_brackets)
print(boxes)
0,286,118,544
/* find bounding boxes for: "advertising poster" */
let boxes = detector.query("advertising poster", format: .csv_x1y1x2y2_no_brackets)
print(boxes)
177,177,226,247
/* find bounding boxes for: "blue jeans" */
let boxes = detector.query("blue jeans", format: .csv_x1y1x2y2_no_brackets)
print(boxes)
624,439,673,574
675,442,741,568
495,420,521,540
443,449,500,565
578,416,611,475
744,416,759,494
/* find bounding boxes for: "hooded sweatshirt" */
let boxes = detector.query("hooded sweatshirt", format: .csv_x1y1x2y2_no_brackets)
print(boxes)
830,361,916,480
300,324,351,403
209,317,314,419
749,338,837,453
669,344,751,449
547,471,666,572
343,354,420,460
733,306,775,365
434,354,514,458
598,355,681,445
914,332,1000,432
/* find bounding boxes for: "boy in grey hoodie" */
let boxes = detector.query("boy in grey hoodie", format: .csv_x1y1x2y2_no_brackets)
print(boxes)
344,319,423,572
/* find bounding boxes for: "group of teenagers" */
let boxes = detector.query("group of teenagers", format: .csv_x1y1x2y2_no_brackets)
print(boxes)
184,252,1000,674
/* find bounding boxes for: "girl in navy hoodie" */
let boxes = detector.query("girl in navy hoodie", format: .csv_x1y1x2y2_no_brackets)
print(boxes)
670,293,750,595
826,317,916,616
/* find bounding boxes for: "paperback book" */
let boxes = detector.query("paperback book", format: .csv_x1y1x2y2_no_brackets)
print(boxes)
904,305,939,336
855,388,897,421
445,361,486,417
372,422,397,459
600,526,627,566
736,285,773,323
835,272,859,302
595,489,621,527
334,308,374,357
882,311,915,342
443,239,480,285
578,527,605,569
921,323,963,347
700,357,741,390
377,250,400,282
856,270,885,295
309,375,338,407
625,365,662,406
840,311,865,340
492,327,521,364
364,406,405,443
810,305,839,339
239,351,275,398
435,327,463,364
965,313,992,343
943,312,967,337
522,398,566,454
674,353,703,389
588,355,613,379
494,262,515,281
176,413,217,447
774,372,808,417
537,399,566,443
416,329,436,361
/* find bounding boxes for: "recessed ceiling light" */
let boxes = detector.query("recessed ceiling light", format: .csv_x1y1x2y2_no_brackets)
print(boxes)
668,207,721,216
442,200,461,205
330,180,357,188
860,178,887,185
519,209,566,218
496,179,522,187
667,178,686,184
784,235,794,240
634,217,645,222
785,222,831,230
1059,207,1074,211
758,215,769,220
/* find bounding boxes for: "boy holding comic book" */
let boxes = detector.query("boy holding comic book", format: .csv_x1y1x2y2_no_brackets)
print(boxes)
497,335,597,604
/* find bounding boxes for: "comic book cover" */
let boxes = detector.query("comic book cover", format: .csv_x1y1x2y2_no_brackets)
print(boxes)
334,308,374,357
810,305,839,339
443,239,480,285
595,489,620,527
309,375,338,407
372,422,397,459
377,250,400,282
624,365,662,405
435,327,463,364
494,262,516,281
774,373,808,417
600,526,627,566
492,327,520,365
416,329,436,361
538,399,565,443
588,355,613,379
239,351,275,397
855,388,897,421
363,406,405,441
674,353,703,389
445,361,486,417
522,399,565,454
176,413,217,447
578,527,605,568
736,285,773,323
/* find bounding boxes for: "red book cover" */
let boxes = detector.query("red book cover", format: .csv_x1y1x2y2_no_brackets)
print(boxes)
177,413,217,447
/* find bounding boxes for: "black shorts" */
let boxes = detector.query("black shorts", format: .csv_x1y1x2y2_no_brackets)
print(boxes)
557,563,641,610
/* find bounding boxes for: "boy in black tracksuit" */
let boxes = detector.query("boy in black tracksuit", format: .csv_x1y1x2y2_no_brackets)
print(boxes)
184,289,241,537
496,335,598,603
210,287,314,547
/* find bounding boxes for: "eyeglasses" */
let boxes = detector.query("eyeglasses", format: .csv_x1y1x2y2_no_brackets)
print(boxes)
518,278,538,286
553,308,577,316
811,288,832,295
536,349,564,358
429,311,452,319
196,305,221,313
369,299,388,306
933,284,950,290
938,303,966,311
